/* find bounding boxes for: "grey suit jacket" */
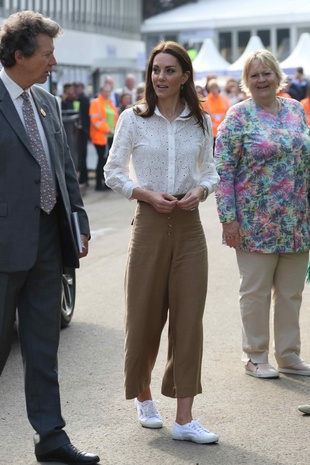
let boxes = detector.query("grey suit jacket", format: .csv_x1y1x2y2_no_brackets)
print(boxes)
0,80,90,272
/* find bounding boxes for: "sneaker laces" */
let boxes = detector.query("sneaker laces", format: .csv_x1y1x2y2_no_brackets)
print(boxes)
190,419,211,433
142,400,161,418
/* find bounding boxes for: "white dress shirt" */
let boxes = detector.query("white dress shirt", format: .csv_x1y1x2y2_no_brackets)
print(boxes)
104,103,219,199
0,68,54,178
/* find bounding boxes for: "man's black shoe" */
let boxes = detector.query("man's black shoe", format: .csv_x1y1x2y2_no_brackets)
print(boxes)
36,443,100,464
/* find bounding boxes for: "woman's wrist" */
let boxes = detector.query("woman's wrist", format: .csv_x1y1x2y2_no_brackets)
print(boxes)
199,185,209,202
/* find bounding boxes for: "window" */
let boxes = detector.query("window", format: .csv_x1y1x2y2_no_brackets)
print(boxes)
277,28,290,61
219,32,232,62
257,30,270,50
238,31,251,56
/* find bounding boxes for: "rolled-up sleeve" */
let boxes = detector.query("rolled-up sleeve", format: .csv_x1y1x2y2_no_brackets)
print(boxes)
198,114,220,194
104,110,139,199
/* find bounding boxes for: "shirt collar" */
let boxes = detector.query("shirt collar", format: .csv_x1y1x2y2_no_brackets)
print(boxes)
155,101,190,120
0,68,28,101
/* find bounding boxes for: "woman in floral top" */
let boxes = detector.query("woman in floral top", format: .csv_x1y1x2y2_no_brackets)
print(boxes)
215,50,310,379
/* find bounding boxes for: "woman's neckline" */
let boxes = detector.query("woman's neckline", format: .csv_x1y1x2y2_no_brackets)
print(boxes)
157,101,185,123
252,97,282,116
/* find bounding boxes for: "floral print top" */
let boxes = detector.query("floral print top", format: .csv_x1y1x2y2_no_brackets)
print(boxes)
215,97,310,253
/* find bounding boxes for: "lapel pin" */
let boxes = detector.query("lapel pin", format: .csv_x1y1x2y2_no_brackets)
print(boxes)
40,108,46,117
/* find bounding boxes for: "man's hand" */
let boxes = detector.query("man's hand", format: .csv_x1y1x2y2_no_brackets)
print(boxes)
78,234,89,258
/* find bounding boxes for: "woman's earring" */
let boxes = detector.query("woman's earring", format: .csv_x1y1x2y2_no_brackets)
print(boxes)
181,85,184,91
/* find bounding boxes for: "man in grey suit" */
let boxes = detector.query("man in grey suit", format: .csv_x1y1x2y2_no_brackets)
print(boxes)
0,11,100,465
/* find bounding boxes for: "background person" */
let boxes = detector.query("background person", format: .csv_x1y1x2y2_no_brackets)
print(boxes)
119,91,132,113
291,66,308,101
300,85,310,125
89,82,118,191
215,50,310,379
0,10,99,465
61,82,79,111
103,74,120,110
104,40,219,445
61,82,80,169
202,79,230,138
74,82,90,190
223,77,242,105
195,84,205,99
122,72,136,100
134,81,145,104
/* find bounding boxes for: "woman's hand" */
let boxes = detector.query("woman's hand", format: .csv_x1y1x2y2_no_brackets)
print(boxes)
222,220,242,248
177,187,203,211
148,192,179,213
132,187,179,213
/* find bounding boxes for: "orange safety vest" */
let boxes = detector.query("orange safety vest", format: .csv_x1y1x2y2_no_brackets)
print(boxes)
202,93,230,137
89,94,118,146
277,92,291,98
301,97,310,125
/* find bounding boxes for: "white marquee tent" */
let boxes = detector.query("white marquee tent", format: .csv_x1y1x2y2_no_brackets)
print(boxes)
192,38,231,79
280,33,310,76
228,35,265,77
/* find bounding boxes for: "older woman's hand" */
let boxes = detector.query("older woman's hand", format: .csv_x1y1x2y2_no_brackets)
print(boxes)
222,220,242,248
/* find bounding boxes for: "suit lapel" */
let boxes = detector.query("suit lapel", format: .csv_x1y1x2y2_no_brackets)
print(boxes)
30,86,55,152
0,79,34,155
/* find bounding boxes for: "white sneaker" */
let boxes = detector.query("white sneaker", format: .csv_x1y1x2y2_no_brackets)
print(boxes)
172,419,219,444
134,398,163,428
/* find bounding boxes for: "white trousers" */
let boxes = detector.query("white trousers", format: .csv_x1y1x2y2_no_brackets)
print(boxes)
236,249,309,367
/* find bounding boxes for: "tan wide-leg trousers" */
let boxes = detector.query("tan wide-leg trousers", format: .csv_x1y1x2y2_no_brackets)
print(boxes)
124,202,208,399
236,249,309,367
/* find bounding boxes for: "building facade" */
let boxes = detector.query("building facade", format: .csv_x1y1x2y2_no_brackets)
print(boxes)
142,0,310,66
0,0,145,94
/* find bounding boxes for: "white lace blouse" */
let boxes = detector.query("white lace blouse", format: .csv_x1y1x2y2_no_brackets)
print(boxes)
104,103,220,199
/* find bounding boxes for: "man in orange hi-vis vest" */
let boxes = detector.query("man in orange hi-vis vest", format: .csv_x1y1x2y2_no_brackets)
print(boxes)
89,83,118,190
202,79,230,138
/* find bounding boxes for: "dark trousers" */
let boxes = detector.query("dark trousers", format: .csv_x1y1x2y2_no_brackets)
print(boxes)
0,207,70,454
78,129,89,185
94,143,107,188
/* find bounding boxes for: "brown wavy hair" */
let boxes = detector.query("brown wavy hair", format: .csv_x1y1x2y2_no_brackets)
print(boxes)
134,41,208,133
0,10,61,68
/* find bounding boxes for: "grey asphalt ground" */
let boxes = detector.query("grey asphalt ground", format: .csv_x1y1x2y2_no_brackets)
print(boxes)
1,155,310,464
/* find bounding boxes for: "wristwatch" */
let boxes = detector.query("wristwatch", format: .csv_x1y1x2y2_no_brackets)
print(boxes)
200,186,208,202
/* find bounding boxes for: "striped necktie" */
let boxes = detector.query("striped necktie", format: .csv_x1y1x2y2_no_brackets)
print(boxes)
21,91,56,214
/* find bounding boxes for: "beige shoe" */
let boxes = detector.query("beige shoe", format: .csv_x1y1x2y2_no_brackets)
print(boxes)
298,404,310,414
278,361,310,376
245,360,279,378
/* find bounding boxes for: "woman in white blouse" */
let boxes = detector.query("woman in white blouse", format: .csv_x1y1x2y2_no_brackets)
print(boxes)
104,41,219,444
